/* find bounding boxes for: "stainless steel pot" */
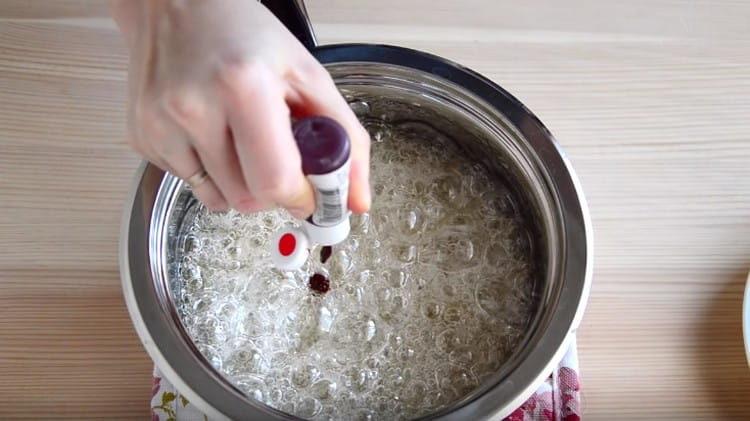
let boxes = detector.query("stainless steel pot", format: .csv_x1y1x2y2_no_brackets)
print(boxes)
120,2,592,420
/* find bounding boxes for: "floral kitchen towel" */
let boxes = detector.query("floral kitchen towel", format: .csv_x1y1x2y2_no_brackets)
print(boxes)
504,336,582,421
151,336,581,420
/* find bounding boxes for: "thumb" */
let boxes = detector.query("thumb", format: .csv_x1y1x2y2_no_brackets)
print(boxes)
280,177,316,219
221,61,316,218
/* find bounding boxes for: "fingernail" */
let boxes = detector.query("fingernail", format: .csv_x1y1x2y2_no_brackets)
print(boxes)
363,185,372,211
207,200,228,212
286,179,315,219
354,185,372,214
236,198,265,214
289,206,312,220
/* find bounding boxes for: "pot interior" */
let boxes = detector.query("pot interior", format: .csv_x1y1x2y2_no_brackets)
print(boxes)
150,62,567,420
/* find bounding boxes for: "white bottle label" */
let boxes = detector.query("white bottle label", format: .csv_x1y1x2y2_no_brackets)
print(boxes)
308,157,351,227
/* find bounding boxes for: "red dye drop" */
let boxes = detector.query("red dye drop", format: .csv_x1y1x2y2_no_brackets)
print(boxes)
320,246,333,264
278,233,296,256
308,273,330,294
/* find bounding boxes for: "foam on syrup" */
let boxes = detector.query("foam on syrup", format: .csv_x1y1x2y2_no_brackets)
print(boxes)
173,117,536,420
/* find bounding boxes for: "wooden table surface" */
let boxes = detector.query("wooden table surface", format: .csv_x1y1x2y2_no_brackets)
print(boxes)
1,1,749,419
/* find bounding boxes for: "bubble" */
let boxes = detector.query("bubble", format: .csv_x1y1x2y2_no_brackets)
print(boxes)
428,234,477,272
280,401,296,415
366,119,393,145
348,101,370,116
399,347,415,361
442,283,456,297
226,347,265,375
430,175,463,203
351,213,370,233
404,380,428,406
356,409,374,421
373,127,391,143
421,302,442,319
192,315,226,343
196,343,222,371
234,374,266,400
330,250,353,278
365,356,380,370
391,374,405,387
345,367,369,392
475,281,507,316
217,300,239,320
400,208,422,235
447,364,479,395
442,305,463,324
269,388,283,403
448,349,475,365
291,364,319,388
379,293,407,321
181,264,201,284
183,234,202,253
393,243,417,264
384,269,407,288
364,318,376,341
336,390,357,410
296,397,322,418
311,379,337,400
436,328,465,353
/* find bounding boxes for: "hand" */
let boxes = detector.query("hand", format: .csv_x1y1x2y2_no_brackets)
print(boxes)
111,0,370,218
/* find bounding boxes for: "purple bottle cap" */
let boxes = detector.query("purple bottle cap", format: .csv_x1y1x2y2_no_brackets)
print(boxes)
293,116,351,175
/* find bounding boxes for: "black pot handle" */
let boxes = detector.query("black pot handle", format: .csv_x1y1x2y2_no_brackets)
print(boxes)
261,0,317,50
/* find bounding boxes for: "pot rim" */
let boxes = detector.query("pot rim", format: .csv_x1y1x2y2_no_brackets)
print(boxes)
120,43,593,421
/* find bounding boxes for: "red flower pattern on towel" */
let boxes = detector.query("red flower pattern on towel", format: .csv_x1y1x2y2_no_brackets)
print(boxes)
151,376,161,399
503,339,582,421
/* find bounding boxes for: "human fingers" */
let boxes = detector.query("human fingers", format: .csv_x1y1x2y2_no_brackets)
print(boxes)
220,61,315,218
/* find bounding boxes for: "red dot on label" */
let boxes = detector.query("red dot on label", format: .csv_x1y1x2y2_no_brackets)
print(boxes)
278,233,296,257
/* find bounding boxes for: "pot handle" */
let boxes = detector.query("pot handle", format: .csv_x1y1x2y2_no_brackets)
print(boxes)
261,0,317,50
